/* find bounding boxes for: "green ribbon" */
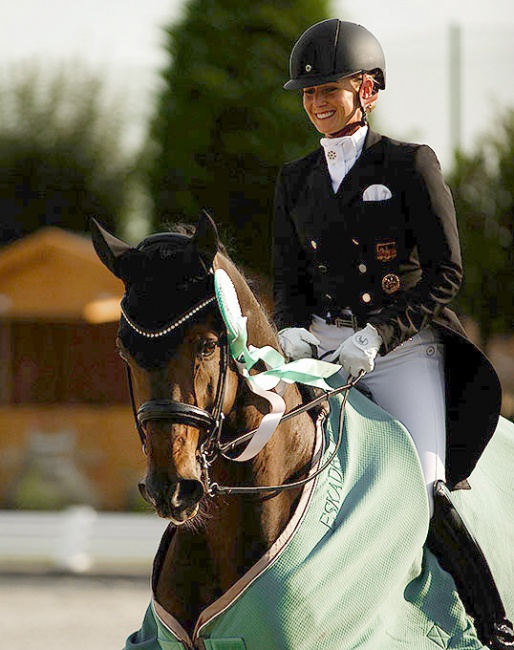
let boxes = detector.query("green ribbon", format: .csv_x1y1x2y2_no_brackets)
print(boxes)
214,267,341,462
228,314,341,392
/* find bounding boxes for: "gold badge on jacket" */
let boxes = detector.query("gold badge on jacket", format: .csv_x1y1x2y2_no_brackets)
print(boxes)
382,273,401,295
376,240,397,262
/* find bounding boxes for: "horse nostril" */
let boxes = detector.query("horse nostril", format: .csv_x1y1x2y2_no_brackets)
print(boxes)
170,479,205,508
138,480,156,507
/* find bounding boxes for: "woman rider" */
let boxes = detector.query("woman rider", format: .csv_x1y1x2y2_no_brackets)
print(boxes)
273,19,513,649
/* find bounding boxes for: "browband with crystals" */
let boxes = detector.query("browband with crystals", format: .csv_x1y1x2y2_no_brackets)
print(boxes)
120,295,217,339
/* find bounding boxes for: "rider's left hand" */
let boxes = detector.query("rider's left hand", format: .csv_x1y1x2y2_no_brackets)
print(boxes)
336,324,382,376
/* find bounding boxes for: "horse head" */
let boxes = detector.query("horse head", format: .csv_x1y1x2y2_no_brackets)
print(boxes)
91,212,296,527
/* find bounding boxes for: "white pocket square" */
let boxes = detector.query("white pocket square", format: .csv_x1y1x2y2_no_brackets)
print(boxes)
363,184,392,201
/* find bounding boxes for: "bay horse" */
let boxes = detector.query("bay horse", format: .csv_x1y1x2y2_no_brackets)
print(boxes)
92,213,323,623
91,214,514,650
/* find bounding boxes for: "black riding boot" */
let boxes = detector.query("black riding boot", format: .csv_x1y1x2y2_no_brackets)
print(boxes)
427,481,514,649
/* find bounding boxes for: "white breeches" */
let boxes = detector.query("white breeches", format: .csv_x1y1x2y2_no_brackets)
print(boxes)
310,316,447,515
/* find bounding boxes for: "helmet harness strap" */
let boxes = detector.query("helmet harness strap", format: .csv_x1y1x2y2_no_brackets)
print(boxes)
358,73,368,127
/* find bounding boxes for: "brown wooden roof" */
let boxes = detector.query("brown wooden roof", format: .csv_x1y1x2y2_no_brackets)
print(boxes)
0,228,123,320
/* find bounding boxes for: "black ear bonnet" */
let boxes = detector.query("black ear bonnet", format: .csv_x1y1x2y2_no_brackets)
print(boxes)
136,231,190,251
119,231,220,369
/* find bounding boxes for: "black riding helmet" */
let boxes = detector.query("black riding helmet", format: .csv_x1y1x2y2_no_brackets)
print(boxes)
284,19,386,91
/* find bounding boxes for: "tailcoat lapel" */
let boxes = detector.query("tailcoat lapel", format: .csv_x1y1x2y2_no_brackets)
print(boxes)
289,129,387,241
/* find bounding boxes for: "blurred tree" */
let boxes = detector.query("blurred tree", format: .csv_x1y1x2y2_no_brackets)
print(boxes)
148,0,331,276
448,109,514,342
0,62,132,244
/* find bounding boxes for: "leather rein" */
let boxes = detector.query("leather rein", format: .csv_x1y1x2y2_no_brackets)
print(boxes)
121,292,359,497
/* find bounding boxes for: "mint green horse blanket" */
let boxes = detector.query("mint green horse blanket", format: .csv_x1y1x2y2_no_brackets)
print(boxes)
125,389,514,650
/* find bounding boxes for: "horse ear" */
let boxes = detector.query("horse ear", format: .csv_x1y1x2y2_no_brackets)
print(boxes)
190,210,220,266
90,218,134,278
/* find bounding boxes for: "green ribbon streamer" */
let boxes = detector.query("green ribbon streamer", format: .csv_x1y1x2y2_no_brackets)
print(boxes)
228,315,341,392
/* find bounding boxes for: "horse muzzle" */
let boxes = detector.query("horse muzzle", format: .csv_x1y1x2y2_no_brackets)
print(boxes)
136,399,220,522
139,475,204,524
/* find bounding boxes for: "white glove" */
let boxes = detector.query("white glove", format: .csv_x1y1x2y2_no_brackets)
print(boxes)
336,323,382,376
278,327,320,360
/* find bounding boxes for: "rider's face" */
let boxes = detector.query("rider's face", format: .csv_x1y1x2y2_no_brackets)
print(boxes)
302,77,361,136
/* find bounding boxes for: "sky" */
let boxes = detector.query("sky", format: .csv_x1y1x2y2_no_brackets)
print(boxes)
1,0,514,171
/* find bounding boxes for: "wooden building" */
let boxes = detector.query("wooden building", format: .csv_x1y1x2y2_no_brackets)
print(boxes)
0,228,145,511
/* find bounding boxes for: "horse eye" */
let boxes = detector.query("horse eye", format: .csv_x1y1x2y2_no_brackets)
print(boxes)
197,339,218,358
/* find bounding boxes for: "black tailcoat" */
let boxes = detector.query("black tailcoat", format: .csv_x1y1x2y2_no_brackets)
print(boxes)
273,130,501,487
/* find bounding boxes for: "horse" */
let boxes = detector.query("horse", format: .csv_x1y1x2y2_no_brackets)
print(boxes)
91,213,514,650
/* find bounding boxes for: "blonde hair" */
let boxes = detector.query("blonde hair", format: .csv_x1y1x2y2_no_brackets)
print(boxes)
345,71,381,94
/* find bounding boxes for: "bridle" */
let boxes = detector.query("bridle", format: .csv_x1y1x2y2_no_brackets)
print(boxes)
121,284,360,498
121,294,229,455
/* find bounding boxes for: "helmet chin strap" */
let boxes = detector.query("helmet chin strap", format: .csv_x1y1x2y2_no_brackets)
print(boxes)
358,72,379,126
358,73,368,126
359,105,368,127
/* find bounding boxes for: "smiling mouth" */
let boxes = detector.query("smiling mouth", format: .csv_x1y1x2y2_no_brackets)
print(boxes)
315,111,336,120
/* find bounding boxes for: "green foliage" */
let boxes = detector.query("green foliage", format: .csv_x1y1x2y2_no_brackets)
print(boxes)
0,62,132,243
148,0,331,275
448,109,514,341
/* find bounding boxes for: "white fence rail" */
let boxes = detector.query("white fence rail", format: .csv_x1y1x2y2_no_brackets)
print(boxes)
0,508,168,573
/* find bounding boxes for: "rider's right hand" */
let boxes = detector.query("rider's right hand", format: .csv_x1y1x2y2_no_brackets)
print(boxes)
278,327,320,360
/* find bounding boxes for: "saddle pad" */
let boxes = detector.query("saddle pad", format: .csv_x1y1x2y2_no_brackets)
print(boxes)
126,389,514,649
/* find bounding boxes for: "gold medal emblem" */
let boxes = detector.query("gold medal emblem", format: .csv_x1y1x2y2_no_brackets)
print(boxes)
382,273,401,295
376,240,397,262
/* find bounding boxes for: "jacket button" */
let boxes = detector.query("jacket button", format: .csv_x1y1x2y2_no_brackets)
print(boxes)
318,264,328,274
361,292,372,304
358,263,367,274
